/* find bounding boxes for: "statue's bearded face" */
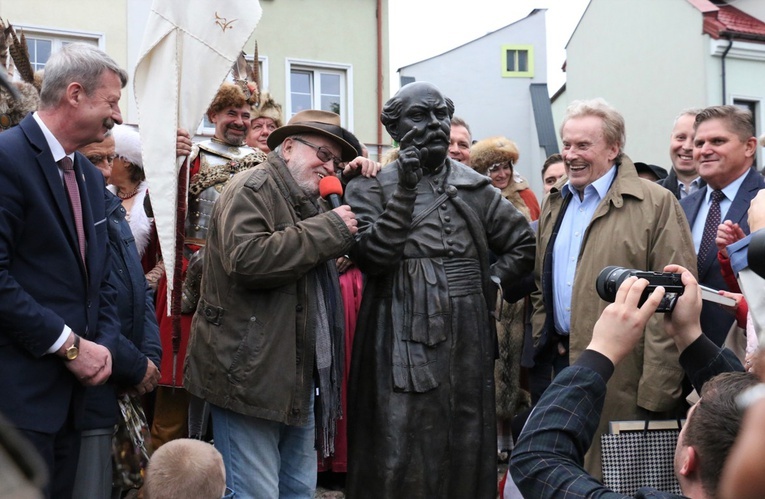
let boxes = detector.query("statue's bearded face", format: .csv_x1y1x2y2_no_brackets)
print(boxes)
396,86,451,171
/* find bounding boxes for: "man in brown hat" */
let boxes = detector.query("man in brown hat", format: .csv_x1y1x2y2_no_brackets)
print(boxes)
184,109,359,498
151,81,267,447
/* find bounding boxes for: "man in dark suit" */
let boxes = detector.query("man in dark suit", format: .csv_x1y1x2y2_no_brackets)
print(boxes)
680,105,765,347
0,43,125,498
658,108,705,200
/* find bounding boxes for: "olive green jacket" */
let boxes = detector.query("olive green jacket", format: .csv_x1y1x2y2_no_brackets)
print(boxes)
184,154,354,425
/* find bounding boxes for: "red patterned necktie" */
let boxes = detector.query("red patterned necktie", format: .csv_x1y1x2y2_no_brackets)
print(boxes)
697,189,724,270
58,156,87,265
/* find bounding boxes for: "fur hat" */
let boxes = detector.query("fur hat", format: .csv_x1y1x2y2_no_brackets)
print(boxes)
111,124,143,169
267,109,358,162
469,136,520,175
251,91,283,128
206,82,254,119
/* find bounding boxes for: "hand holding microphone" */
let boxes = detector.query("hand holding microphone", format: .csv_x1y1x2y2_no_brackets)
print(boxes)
320,176,357,235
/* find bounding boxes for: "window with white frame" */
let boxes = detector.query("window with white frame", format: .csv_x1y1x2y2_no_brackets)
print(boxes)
288,62,349,125
13,26,101,73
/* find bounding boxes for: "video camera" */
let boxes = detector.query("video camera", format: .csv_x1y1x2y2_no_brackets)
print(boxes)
596,266,684,313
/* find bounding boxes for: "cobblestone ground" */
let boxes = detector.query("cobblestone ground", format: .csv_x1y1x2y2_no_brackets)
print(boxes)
314,463,509,499
315,487,345,499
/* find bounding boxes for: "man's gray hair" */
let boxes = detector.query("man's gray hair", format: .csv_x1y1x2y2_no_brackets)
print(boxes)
673,107,703,127
562,98,626,158
39,43,128,109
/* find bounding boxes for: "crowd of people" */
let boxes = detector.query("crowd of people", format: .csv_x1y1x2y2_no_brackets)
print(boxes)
1,37,765,499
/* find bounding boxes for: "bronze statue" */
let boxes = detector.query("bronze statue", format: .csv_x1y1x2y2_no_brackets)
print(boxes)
344,81,535,498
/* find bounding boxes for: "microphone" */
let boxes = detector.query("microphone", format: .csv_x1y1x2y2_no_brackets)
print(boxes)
319,175,344,209
319,175,351,259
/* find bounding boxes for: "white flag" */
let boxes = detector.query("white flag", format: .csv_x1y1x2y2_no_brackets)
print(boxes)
134,1,262,307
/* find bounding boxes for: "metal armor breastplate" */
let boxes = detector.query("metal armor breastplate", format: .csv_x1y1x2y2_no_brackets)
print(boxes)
185,140,267,245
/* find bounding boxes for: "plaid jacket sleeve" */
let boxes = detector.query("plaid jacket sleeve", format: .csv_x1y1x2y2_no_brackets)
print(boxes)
509,365,686,499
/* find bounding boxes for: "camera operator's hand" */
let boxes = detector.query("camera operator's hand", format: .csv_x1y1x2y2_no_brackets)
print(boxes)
588,276,664,366
662,264,703,353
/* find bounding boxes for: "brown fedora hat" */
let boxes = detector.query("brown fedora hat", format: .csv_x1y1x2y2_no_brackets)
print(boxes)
267,110,357,161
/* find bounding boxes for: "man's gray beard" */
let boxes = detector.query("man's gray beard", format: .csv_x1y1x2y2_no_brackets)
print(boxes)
286,156,319,198
221,128,246,147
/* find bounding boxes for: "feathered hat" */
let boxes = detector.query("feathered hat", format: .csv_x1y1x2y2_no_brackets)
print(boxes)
230,47,259,108
251,91,283,128
0,18,41,130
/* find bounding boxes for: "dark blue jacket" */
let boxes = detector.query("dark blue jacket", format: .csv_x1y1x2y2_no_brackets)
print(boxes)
0,115,120,433
81,191,161,429
680,167,765,346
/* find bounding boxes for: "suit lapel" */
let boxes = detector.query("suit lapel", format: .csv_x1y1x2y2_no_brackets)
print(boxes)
681,187,704,228
724,169,761,233
22,116,88,280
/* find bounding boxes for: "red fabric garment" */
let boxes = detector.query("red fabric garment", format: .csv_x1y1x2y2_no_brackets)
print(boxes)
518,188,540,222
156,155,202,387
156,256,192,387
718,251,741,293
318,266,364,472
717,250,748,328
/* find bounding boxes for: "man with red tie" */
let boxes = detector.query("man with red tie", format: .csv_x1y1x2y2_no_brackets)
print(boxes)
0,43,123,498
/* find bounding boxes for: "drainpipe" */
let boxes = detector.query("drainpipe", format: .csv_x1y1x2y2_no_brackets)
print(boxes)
721,36,733,105
376,0,384,160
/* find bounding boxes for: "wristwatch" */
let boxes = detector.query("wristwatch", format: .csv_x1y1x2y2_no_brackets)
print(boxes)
65,334,80,361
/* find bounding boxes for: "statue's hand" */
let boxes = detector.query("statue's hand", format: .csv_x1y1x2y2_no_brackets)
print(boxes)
397,146,422,189
397,128,423,189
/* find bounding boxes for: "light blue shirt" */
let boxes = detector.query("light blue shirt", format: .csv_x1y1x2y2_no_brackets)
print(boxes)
691,169,750,253
678,177,703,199
552,165,617,335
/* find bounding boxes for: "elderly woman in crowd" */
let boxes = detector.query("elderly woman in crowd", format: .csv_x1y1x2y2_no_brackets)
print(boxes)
470,136,540,460
110,124,164,287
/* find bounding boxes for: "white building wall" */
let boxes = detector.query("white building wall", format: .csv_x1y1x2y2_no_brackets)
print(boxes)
560,0,709,167
399,10,549,195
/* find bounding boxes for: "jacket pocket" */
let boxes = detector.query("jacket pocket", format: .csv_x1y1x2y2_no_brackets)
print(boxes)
227,315,266,384
199,300,224,326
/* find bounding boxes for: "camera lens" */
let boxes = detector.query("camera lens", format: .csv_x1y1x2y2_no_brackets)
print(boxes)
596,266,632,303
